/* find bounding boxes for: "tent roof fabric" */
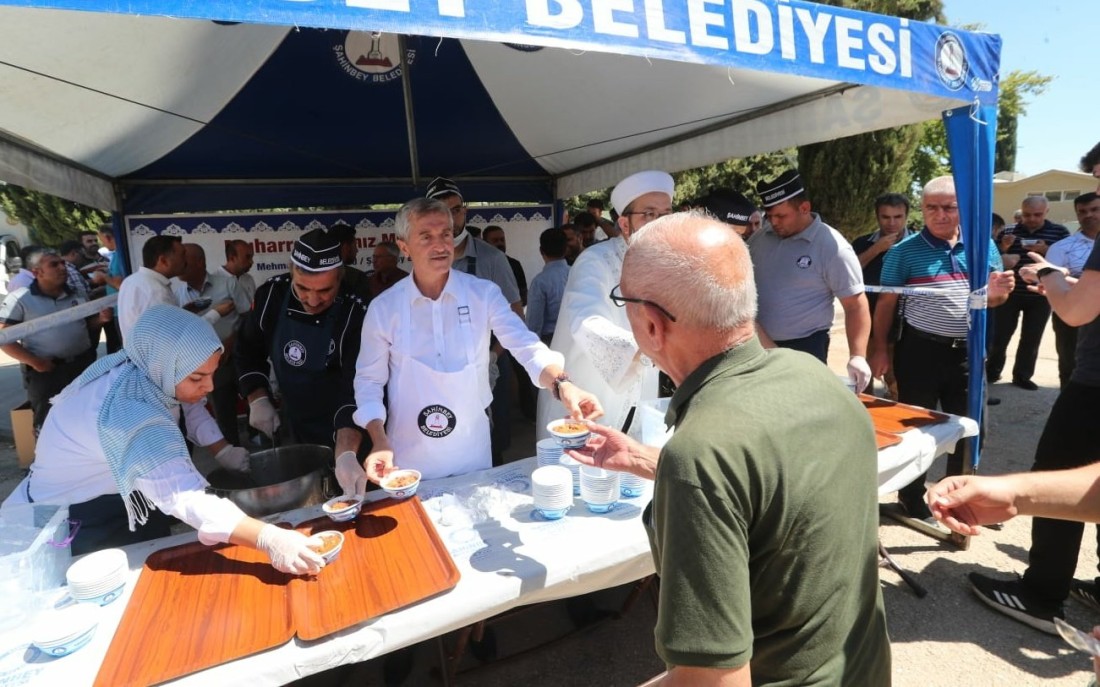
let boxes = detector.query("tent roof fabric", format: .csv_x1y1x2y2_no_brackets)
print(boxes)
0,3,1000,213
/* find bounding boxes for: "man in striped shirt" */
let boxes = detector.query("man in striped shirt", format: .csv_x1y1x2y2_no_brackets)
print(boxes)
869,176,1014,521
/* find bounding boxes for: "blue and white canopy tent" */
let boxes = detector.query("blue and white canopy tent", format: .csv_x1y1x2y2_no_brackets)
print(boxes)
0,0,999,466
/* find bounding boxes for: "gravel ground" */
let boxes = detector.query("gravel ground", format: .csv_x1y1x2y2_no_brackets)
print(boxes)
2,318,1097,686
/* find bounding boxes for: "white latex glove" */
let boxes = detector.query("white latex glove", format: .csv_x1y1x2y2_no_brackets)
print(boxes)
214,445,251,472
248,396,281,439
334,451,368,496
255,524,324,575
847,355,872,393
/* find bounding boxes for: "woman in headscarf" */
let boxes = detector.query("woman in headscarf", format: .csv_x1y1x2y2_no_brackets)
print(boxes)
3,305,323,574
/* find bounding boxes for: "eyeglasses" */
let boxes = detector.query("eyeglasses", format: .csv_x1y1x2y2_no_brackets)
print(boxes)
609,284,677,322
922,204,959,214
624,209,673,222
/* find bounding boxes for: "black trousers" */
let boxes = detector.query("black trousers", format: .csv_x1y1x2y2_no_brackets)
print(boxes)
69,493,174,556
22,348,97,432
987,293,1052,383
104,318,123,354
490,349,512,465
1021,382,1100,603
774,329,830,364
894,331,970,508
1051,313,1078,388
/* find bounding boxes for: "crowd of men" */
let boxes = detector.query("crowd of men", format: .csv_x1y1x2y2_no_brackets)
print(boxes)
6,140,1100,684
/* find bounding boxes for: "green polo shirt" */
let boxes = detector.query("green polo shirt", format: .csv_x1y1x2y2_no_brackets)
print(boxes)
644,338,891,685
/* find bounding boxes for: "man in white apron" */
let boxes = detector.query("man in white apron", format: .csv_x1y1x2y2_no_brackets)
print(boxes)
341,198,603,490
535,170,674,439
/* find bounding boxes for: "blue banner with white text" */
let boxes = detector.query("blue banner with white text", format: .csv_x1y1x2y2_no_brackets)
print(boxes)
3,0,999,103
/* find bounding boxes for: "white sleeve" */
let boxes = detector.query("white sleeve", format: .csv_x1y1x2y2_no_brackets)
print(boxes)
116,279,142,341
1046,241,1068,269
133,463,248,545
352,298,393,427
564,252,641,391
183,400,225,447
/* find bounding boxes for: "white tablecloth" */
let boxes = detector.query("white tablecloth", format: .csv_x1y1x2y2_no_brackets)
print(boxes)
0,459,656,687
876,413,978,496
0,414,977,686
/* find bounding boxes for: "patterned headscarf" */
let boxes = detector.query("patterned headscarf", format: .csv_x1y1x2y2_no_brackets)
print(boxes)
55,305,223,529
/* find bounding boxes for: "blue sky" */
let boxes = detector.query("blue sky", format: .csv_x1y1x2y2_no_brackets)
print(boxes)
944,1,1095,176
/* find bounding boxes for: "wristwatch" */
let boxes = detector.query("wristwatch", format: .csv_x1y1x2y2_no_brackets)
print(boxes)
552,372,571,401
1036,266,1064,281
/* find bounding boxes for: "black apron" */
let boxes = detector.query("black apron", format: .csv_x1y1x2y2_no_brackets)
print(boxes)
270,286,344,446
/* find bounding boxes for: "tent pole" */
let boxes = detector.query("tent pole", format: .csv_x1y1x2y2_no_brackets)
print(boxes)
397,34,420,187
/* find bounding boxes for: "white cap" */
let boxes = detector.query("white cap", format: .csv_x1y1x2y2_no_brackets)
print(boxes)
610,170,675,215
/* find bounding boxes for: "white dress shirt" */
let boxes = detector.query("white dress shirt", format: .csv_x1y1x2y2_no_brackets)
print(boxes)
353,270,562,427
118,267,176,342
1046,232,1096,278
4,366,244,544
7,269,34,292
173,271,250,341
228,268,258,302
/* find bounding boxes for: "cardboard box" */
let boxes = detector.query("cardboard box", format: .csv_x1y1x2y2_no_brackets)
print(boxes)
11,401,35,469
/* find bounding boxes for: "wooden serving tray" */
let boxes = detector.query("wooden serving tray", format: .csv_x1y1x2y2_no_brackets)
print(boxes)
875,429,904,450
859,394,949,434
293,498,460,640
95,497,459,687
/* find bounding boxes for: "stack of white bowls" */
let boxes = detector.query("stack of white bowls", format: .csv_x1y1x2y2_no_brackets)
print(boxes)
66,548,128,606
619,472,648,498
558,454,582,496
31,603,99,657
536,438,564,468
532,466,574,520
580,466,620,513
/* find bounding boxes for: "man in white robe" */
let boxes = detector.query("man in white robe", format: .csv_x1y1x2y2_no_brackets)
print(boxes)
536,171,674,438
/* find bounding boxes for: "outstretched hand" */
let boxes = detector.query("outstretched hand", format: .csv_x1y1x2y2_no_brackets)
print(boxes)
558,382,604,422
925,474,1021,536
566,422,658,481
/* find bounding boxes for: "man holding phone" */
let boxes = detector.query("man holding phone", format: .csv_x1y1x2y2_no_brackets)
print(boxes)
988,195,1069,390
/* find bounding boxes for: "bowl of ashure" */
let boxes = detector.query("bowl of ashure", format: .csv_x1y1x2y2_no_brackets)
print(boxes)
322,495,364,522
546,420,591,449
381,469,422,500
308,530,344,564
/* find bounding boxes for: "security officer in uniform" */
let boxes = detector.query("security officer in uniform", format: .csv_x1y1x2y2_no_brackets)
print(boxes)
236,228,369,467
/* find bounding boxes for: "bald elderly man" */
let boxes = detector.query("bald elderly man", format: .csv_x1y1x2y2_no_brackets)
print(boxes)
570,212,890,686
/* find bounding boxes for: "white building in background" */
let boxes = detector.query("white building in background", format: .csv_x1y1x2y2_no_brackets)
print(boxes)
994,169,1097,232
0,206,30,295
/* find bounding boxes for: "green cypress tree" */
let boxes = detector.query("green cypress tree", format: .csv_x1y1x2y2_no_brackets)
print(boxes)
0,184,110,247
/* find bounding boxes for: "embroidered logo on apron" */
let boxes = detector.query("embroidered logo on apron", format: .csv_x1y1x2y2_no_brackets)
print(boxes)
283,340,307,367
418,405,456,438
795,255,812,269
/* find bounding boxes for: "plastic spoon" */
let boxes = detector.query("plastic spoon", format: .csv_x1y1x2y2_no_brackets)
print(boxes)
1055,617,1100,657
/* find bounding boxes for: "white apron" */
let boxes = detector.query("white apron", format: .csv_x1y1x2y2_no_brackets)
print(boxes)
386,279,491,480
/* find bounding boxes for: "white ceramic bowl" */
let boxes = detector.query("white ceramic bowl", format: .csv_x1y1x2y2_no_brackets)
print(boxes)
309,530,344,564
381,469,421,500
66,548,126,587
32,603,99,657
546,420,591,449
322,495,363,522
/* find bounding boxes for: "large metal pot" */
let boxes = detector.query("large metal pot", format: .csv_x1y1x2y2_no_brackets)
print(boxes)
206,444,332,517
